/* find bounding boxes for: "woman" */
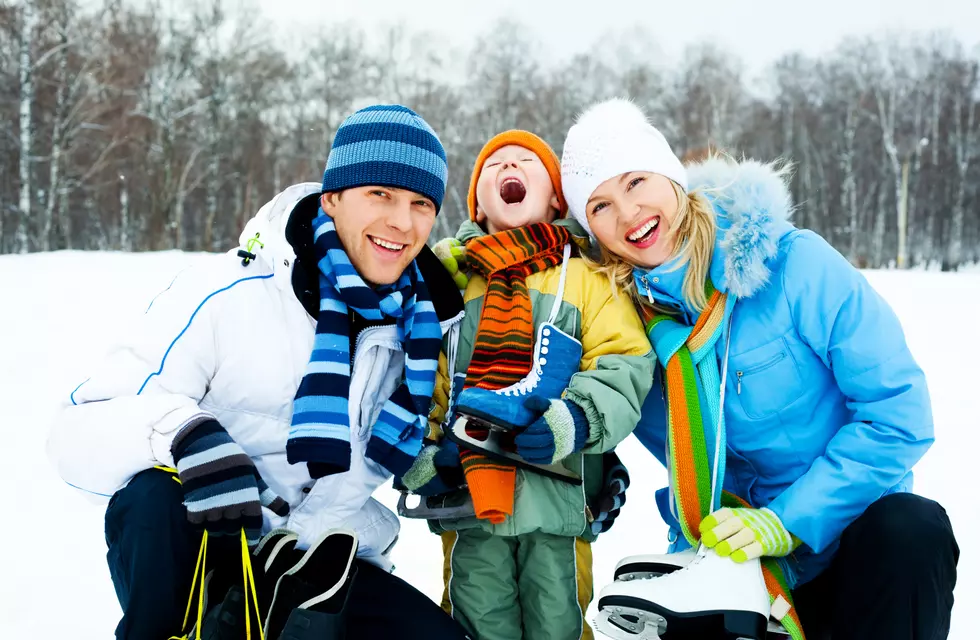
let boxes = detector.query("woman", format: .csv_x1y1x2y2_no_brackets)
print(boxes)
558,99,958,640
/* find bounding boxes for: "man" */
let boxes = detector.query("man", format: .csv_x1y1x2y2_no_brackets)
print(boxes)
47,105,470,640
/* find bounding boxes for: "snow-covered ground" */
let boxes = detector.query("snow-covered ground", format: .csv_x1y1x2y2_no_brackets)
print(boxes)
1,250,976,639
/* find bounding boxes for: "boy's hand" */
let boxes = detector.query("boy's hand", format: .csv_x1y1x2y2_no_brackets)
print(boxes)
699,507,802,562
589,452,629,536
400,440,464,496
433,238,468,290
515,396,589,465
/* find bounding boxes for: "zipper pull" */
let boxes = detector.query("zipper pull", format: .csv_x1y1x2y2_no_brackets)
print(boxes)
643,277,654,304
736,371,743,395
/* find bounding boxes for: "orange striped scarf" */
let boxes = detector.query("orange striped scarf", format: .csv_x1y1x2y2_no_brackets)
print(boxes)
461,223,571,523
639,293,807,640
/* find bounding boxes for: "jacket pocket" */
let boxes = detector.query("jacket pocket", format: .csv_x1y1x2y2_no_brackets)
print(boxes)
731,337,805,420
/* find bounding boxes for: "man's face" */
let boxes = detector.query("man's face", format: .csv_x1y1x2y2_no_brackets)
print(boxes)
321,186,437,286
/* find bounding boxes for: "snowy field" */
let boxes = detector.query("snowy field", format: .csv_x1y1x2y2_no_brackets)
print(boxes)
1,250,977,639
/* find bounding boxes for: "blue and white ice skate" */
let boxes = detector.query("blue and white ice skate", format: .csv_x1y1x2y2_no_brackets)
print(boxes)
448,320,584,485
446,243,585,485
456,321,582,430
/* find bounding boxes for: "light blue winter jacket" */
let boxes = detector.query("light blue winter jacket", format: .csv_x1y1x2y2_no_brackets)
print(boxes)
631,158,933,587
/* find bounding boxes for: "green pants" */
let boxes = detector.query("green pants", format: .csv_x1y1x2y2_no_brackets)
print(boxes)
441,529,594,640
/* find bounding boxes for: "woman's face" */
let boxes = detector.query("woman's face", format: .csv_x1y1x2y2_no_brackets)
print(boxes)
586,171,681,269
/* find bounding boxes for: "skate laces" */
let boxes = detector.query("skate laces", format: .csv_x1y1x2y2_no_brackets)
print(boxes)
169,529,265,640
660,546,707,579
153,464,182,484
169,531,208,640
499,366,542,396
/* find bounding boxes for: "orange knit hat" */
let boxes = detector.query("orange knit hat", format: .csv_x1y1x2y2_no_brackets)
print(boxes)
467,130,567,222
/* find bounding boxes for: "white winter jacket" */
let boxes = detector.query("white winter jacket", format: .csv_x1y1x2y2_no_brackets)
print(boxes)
47,182,465,567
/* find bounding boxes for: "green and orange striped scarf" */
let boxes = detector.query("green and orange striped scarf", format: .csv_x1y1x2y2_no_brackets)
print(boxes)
640,283,807,640
461,223,572,523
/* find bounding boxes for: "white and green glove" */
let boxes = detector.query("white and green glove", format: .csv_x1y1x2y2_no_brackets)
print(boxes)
433,237,468,290
699,507,802,563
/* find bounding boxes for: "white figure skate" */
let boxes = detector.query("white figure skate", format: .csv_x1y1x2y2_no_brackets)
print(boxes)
594,547,770,640
613,549,698,581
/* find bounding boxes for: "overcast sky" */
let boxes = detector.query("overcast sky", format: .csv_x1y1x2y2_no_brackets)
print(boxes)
256,0,980,72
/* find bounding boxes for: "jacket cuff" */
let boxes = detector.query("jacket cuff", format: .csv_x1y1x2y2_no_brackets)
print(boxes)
150,408,216,468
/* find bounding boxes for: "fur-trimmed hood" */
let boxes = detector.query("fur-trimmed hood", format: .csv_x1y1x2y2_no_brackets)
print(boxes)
689,157,795,298
634,157,795,309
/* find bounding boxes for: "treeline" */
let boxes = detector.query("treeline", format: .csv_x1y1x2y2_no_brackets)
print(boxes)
1,0,978,269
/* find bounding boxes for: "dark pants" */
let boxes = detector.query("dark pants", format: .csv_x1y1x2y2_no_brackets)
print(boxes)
793,493,959,640
105,469,470,640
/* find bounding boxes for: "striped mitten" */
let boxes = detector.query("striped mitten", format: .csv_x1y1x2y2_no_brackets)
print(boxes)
515,396,589,465
172,418,285,544
699,507,802,562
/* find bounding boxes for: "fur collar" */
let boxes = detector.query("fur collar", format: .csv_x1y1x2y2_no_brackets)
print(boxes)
687,157,795,299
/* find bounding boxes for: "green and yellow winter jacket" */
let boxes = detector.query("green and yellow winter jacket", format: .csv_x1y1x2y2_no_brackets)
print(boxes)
427,219,654,541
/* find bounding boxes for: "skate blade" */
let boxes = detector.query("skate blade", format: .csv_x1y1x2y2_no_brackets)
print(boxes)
595,608,665,639
448,415,583,485
396,492,476,520
597,597,767,640
767,619,790,637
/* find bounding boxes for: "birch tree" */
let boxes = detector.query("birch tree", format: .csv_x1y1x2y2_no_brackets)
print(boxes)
16,0,36,253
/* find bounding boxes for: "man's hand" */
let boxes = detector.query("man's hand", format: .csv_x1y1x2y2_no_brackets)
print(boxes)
172,419,286,544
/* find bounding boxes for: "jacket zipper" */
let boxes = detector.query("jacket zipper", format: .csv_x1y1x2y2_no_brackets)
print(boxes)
351,325,371,366
735,351,786,395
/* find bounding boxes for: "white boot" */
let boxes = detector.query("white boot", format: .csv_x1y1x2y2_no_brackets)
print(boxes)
595,547,770,640
613,548,698,581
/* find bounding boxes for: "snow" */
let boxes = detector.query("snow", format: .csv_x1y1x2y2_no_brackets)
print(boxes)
1,250,976,639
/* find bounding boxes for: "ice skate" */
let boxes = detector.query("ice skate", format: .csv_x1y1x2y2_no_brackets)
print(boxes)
264,529,357,640
613,548,698,581
448,321,584,484
252,528,301,610
610,549,791,637
594,547,769,640
396,490,476,520
455,320,582,430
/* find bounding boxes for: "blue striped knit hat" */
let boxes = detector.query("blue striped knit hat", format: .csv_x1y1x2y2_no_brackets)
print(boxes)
322,104,448,212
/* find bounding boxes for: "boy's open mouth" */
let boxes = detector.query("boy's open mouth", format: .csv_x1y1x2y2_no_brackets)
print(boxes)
500,177,527,205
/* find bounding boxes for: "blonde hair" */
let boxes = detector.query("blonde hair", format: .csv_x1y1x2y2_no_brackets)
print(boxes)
583,180,718,315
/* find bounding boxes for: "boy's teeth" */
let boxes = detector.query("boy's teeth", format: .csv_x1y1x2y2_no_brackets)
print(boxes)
371,237,406,251
628,219,659,241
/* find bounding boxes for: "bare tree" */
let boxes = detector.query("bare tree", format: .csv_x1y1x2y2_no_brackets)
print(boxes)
16,0,36,253
1,2,978,271
947,59,979,269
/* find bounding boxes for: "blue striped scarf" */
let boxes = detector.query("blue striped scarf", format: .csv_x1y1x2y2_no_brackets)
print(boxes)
287,209,442,478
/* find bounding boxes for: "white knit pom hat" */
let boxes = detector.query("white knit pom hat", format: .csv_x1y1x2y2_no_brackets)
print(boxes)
561,98,687,238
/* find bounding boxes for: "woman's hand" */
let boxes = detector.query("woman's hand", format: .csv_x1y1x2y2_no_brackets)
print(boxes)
699,507,801,562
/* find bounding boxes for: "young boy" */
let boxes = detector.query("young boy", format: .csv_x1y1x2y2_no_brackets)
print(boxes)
401,130,654,640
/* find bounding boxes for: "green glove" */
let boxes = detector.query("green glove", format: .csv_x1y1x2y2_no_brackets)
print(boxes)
433,237,468,290
699,507,802,563
399,441,463,496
